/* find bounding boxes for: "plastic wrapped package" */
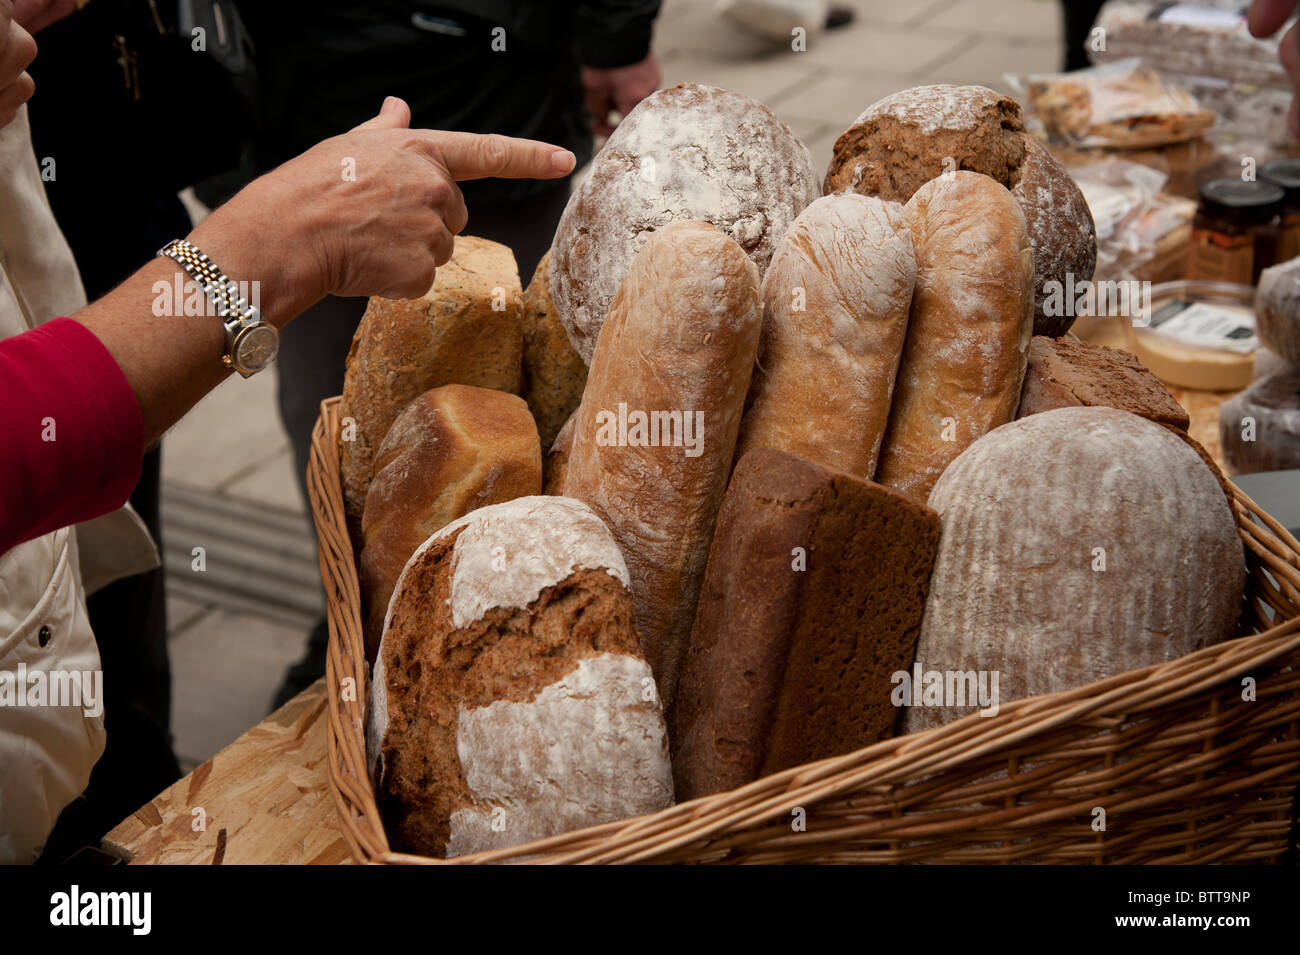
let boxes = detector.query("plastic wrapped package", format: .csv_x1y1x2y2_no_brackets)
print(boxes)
1065,157,1170,279
1256,256,1300,364
1220,367,1300,474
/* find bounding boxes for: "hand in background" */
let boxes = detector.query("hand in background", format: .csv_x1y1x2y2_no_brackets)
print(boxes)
190,96,577,310
1249,0,1300,137
582,52,661,138
0,0,36,130
13,0,76,34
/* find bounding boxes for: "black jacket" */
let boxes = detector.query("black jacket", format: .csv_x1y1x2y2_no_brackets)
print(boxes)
239,1,661,204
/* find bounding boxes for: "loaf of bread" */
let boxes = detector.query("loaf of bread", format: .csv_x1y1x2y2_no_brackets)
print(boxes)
359,384,542,661
824,84,1096,337
340,236,523,541
874,172,1035,502
544,410,576,497
901,407,1244,734
670,448,940,800
564,220,762,710
521,251,587,451
550,83,819,364
1256,257,1300,364
1219,367,1300,475
1017,334,1190,430
734,194,915,479
367,496,674,858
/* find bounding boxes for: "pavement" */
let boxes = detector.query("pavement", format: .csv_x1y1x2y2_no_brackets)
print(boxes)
161,0,1066,772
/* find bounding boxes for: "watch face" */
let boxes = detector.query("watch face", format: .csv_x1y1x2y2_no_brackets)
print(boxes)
235,324,280,374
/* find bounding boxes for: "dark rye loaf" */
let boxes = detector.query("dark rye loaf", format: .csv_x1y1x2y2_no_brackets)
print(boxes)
367,496,673,858
669,448,941,801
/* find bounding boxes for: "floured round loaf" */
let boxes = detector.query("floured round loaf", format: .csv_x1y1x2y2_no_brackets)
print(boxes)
1256,257,1300,364
340,236,524,541
874,171,1034,502
366,496,673,858
359,384,542,661
735,193,916,479
521,251,587,451
824,84,1096,337
550,82,819,363
901,407,1244,734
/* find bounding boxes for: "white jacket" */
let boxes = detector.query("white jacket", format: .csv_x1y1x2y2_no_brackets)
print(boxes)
0,105,159,863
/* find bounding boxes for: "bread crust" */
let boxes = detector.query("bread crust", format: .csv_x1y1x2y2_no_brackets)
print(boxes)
735,194,916,479
875,172,1035,501
521,251,587,451
563,220,762,709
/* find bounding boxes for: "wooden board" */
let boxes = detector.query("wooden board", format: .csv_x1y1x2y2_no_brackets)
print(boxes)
102,678,353,865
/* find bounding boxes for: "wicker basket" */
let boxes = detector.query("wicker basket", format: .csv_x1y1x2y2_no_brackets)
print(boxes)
308,396,1300,864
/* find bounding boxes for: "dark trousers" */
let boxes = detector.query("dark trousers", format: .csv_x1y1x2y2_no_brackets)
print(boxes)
1061,0,1107,72
272,185,571,705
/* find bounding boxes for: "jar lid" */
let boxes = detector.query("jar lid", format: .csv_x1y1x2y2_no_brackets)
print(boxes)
1260,159,1300,203
1199,178,1285,225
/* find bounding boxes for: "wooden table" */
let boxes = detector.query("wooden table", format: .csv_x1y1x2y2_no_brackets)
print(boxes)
102,678,352,865
100,389,1240,865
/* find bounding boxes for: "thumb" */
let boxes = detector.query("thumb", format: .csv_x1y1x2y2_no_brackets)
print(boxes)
352,96,411,132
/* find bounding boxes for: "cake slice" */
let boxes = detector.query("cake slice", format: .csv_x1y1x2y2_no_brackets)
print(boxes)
668,448,941,801
1016,334,1190,430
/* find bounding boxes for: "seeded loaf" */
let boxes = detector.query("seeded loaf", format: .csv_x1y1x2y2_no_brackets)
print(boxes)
874,172,1035,502
521,251,587,451
367,496,674,858
824,84,1097,337
340,236,524,542
550,82,819,364
900,407,1245,734
735,194,916,479
1017,334,1190,430
358,384,542,662
564,220,762,710
670,448,940,800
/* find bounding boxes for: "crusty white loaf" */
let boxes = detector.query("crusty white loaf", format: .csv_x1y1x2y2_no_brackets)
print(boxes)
550,83,819,364
544,410,577,497
340,236,523,542
564,220,762,710
900,407,1244,734
359,384,542,662
874,171,1034,502
521,251,587,451
735,193,915,478
367,496,673,858
1256,257,1300,365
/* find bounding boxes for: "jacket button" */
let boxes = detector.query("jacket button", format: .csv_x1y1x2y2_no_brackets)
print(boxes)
38,625,51,648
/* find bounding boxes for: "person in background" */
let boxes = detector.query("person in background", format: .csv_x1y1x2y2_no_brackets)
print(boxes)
18,0,259,863
231,1,666,708
0,0,574,862
1058,0,1105,72
1250,0,1300,137
719,0,854,39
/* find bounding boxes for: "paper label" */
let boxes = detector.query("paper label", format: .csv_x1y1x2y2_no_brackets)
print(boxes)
1154,4,1246,28
1148,298,1257,353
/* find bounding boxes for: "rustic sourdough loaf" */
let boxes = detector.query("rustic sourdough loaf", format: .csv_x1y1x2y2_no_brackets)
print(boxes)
1017,334,1190,430
520,251,587,451
367,496,673,858
359,384,542,661
670,448,940,800
550,82,819,364
874,171,1034,502
824,84,1096,337
340,236,523,541
564,220,762,710
900,407,1245,734
735,193,916,479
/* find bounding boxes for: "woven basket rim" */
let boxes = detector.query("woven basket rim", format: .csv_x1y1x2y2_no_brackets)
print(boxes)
307,395,1300,865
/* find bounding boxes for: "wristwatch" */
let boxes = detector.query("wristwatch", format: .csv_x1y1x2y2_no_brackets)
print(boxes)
157,238,280,378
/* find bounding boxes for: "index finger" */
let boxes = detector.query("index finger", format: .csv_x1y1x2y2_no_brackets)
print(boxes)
413,130,576,181
1249,0,1298,37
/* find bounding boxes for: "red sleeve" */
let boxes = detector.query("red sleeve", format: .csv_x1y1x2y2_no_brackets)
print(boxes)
0,317,144,556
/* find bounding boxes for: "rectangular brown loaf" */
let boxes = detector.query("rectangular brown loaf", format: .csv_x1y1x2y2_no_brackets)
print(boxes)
670,448,941,800
563,220,762,711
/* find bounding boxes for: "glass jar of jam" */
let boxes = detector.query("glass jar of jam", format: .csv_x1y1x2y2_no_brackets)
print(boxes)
1260,158,1300,262
1187,178,1283,286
